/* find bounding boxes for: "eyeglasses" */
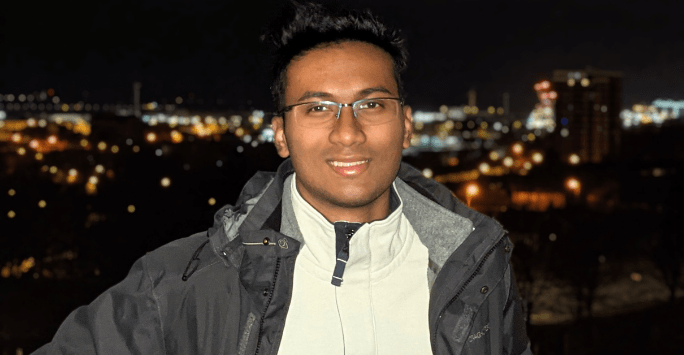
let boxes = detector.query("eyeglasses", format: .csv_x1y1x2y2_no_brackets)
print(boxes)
277,97,404,128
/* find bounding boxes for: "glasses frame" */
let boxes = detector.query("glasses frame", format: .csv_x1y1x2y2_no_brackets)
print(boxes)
277,97,404,121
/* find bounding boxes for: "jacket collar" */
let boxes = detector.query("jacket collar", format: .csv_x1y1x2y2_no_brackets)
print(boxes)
208,158,505,274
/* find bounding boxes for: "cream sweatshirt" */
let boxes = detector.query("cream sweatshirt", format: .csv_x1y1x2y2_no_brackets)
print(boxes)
277,175,432,355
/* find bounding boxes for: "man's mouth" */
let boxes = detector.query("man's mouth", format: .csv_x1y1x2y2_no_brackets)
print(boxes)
329,160,369,167
328,159,369,176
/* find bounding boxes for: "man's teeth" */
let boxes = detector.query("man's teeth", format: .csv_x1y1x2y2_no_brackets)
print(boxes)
330,160,368,167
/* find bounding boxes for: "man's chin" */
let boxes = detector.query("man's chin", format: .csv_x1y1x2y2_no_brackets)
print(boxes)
325,186,386,209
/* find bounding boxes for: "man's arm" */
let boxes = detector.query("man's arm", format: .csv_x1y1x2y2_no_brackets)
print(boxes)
33,257,165,354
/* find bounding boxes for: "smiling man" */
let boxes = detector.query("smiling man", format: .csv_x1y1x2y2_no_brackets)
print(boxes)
36,2,530,355
271,40,410,224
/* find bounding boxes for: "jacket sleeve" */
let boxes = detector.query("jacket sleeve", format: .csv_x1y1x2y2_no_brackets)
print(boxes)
503,266,533,355
33,257,165,354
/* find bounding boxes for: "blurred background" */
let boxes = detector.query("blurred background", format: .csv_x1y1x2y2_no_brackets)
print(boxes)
1,0,683,353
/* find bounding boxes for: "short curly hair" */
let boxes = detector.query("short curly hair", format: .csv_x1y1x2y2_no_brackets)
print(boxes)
262,1,409,111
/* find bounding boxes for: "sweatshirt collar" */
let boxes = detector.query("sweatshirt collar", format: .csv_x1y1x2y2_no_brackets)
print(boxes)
289,174,412,285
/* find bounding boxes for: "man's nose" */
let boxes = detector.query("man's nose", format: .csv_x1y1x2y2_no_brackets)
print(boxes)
329,105,366,146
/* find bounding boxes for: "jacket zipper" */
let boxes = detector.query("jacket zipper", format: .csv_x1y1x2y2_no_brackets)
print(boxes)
255,256,282,355
430,234,506,354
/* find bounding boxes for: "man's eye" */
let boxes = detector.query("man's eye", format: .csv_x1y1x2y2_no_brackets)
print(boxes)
307,105,331,113
358,100,383,110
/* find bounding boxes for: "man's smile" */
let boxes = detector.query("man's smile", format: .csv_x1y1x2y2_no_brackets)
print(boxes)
328,159,370,176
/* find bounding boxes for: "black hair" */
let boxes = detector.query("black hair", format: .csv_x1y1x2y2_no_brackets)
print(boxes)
261,1,409,111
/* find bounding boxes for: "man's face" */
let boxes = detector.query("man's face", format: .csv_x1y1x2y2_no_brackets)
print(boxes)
272,41,412,223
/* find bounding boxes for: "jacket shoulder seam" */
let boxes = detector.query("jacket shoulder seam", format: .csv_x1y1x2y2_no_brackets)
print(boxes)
191,259,223,277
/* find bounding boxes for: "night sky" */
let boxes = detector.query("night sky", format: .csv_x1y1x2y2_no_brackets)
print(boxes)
2,0,683,115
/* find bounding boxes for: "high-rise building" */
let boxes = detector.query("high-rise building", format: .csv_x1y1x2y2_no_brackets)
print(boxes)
468,89,477,107
552,67,622,164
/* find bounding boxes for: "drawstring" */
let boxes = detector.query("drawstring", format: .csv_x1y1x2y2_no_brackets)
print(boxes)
182,239,210,281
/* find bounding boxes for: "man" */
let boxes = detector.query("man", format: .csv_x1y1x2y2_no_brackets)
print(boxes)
36,2,531,354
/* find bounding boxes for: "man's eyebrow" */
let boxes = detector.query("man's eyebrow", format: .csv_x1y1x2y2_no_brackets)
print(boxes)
358,86,394,97
297,91,334,102
295,87,395,102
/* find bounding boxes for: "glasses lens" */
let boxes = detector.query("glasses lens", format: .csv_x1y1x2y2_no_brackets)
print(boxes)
355,98,401,126
292,102,338,128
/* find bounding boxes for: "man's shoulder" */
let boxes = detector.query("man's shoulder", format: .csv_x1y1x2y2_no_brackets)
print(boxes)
139,231,222,282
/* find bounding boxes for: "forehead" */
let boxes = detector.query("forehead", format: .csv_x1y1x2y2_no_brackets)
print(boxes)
284,41,398,101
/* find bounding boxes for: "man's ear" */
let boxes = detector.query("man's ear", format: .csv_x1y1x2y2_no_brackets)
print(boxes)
402,105,413,149
271,116,290,158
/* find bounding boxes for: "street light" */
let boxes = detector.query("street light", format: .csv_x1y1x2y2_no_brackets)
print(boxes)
532,152,544,164
465,182,479,207
565,177,581,197
568,153,580,165
511,142,523,155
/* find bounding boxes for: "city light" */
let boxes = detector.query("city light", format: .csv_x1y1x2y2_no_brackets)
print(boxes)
8,189,16,196
171,130,183,143
161,177,171,187
146,132,157,143
67,169,78,184
465,182,479,207
569,153,580,165
503,156,513,167
532,152,544,164
565,177,581,197
620,98,684,128
422,168,433,178
128,205,136,213
512,142,523,155
208,198,216,206
38,200,46,208
86,182,97,195
478,162,490,174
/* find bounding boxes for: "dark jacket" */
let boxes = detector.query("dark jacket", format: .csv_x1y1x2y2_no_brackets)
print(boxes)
35,159,531,355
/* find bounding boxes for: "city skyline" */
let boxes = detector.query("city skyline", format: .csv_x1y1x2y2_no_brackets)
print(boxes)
2,0,683,114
